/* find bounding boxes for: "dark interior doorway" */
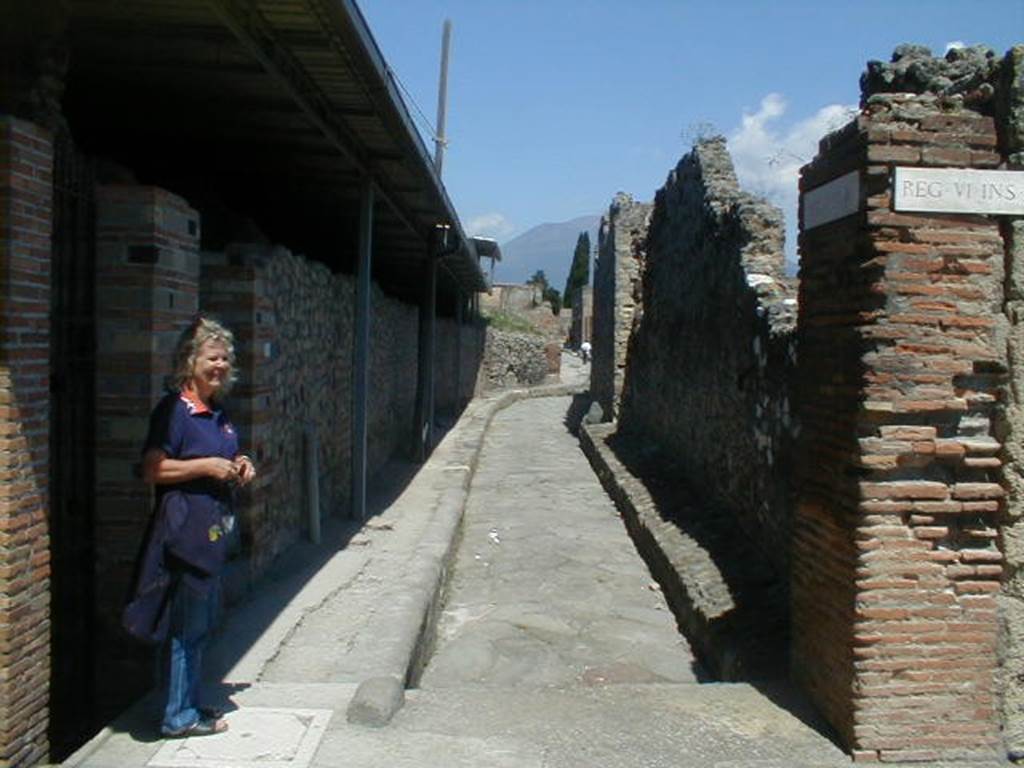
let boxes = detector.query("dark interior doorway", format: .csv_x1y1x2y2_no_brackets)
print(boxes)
48,131,98,761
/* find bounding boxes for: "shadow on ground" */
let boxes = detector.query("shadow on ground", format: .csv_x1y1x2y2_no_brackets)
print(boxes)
569,398,843,751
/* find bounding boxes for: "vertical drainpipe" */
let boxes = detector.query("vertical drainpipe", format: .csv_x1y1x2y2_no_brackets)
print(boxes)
352,177,374,521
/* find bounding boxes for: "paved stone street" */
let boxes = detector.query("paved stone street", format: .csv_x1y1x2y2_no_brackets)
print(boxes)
378,395,850,767
421,395,700,689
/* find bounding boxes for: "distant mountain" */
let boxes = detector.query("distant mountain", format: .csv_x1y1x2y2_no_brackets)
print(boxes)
496,214,601,293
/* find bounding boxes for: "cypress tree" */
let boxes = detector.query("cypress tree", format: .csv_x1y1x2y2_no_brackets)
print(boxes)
562,231,590,309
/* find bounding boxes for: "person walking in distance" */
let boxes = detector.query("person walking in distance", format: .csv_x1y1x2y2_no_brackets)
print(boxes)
140,317,255,737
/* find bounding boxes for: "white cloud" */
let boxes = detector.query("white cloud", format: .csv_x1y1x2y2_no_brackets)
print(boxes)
728,94,858,271
465,212,515,239
945,40,966,53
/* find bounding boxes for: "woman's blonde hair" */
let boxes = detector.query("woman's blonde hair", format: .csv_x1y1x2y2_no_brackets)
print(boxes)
170,316,238,398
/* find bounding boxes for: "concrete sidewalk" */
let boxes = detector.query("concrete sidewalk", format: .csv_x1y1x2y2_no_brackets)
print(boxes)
63,376,583,768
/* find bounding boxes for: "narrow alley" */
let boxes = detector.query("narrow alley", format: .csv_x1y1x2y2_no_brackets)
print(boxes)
69,385,859,768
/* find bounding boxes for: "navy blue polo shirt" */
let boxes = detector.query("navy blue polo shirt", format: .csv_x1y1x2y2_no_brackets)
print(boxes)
144,389,240,588
145,389,240,500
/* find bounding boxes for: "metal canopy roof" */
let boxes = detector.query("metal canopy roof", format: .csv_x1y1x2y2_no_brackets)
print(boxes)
62,0,487,302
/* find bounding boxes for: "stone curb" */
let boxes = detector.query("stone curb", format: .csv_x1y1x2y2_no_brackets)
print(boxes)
363,381,587,711
578,420,785,682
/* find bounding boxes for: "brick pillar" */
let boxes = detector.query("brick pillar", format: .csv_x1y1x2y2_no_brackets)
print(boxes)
0,115,52,767
93,185,199,717
795,97,1004,762
199,246,278,581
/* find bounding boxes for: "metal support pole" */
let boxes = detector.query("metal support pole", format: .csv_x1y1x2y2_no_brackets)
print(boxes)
413,235,439,463
352,177,374,521
454,291,463,410
425,255,437,437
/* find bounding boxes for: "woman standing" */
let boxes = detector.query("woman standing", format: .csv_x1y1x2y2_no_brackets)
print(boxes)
141,317,255,737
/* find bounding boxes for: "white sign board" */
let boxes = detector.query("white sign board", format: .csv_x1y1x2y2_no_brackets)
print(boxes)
803,170,860,230
893,167,1024,216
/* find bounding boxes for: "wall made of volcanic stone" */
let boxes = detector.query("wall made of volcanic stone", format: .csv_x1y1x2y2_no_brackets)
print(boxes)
592,192,651,421
618,137,797,578
479,328,549,391
200,245,427,579
435,317,486,416
367,282,419,476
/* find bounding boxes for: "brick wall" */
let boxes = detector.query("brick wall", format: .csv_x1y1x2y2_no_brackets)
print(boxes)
592,192,650,421
794,96,1004,762
618,138,797,578
994,45,1024,757
93,184,200,719
0,115,53,768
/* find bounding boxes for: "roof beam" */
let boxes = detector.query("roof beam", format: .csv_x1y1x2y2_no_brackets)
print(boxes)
205,0,429,245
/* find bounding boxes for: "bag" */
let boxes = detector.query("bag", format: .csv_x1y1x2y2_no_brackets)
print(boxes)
122,572,176,645
121,490,228,644
164,492,229,577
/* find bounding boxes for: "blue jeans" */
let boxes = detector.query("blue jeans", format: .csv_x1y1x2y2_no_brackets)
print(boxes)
162,577,220,734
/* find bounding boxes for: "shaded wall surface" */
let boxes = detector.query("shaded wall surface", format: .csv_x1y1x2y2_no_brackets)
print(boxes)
592,192,651,421
0,115,53,768
435,317,486,416
619,138,797,577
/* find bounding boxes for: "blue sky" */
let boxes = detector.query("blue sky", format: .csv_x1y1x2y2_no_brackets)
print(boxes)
359,1,1022,267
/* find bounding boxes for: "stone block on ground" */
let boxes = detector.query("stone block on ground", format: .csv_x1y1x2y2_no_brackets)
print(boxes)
346,676,405,727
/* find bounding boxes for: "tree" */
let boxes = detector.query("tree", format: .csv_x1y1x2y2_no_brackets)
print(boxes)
527,269,548,288
543,286,562,315
562,231,590,309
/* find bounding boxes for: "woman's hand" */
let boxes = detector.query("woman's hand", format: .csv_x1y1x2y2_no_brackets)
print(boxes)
233,455,256,486
143,449,240,485
206,457,240,483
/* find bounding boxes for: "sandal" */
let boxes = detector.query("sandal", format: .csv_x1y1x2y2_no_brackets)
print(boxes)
163,716,228,738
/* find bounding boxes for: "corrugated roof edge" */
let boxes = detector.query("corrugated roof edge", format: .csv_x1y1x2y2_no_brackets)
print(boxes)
336,0,486,293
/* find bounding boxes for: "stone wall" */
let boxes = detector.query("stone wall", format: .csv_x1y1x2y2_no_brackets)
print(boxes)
618,138,797,578
792,47,1014,761
435,317,486,416
478,328,549,391
0,115,53,768
200,244,428,579
592,193,651,421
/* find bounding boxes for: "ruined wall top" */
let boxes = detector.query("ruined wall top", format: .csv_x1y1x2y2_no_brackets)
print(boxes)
680,137,796,331
860,44,1024,162
861,44,1001,109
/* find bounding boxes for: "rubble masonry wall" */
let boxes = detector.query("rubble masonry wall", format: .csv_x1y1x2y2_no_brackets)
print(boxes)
617,137,797,578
